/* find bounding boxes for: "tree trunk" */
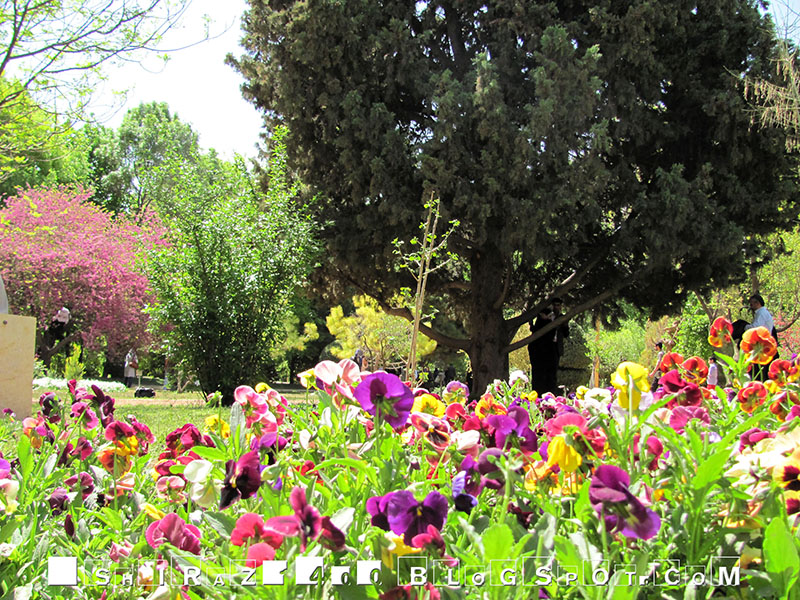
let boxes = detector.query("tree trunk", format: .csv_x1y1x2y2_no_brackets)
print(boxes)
467,244,510,399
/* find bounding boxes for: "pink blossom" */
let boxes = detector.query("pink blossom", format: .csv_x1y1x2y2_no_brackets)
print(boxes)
145,513,201,555
0,187,166,358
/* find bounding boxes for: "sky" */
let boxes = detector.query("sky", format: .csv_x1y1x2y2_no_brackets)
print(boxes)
94,0,800,162
95,0,262,160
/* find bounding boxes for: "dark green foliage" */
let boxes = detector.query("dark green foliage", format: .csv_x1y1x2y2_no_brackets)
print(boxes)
232,0,800,394
146,131,317,404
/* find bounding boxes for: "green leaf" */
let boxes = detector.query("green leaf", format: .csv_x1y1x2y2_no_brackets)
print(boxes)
764,517,799,592
203,511,237,538
17,435,31,480
189,445,227,462
482,523,513,561
692,446,731,490
98,508,123,531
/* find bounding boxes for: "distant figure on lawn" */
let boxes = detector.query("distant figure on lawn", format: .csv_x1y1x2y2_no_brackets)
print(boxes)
528,298,569,396
124,348,139,387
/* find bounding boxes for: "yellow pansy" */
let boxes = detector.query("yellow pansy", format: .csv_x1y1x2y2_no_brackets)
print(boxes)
611,361,650,410
141,503,166,521
546,436,582,473
203,415,231,438
411,394,446,417
380,533,422,569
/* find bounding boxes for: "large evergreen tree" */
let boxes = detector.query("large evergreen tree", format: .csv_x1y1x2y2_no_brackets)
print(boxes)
232,1,800,395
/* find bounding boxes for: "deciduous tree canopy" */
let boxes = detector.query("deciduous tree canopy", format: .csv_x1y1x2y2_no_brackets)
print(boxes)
233,0,800,394
0,187,165,365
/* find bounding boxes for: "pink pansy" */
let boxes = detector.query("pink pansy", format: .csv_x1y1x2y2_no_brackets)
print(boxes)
109,541,133,562
669,405,710,434
70,402,99,430
156,476,187,503
246,542,276,568
230,513,284,548
544,412,587,438
338,359,362,386
314,361,342,387
145,513,202,555
234,386,270,428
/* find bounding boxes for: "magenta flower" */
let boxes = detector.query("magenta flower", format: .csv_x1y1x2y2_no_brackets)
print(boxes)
128,415,156,454
39,392,61,423
71,402,99,430
386,490,448,545
589,465,660,540
669,405,709,434
486,406,538,453
65,471,94,500
104,420,135,441
739,427,775,452
261,487,343,552
230,513,284,548
48,487,69,515
145,513,202,554
411,524,457,566
354,372,414,429
318,516,346,551
656,370,702,407
220,451,263,510
161,424,214,459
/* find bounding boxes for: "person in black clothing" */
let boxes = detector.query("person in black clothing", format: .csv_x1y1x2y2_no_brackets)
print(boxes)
528,298,569,395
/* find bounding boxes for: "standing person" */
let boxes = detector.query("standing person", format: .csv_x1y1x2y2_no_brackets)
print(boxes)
124,348,138,388
46,304,71,346
528,298,569,395
649,341,665,392
707,356,719,388
745,294,778,381
746,294,774,334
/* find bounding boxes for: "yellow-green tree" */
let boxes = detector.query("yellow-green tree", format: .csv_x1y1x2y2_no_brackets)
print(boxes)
326,296,436,371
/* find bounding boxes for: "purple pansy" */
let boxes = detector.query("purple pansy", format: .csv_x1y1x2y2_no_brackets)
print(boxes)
451,470,478,513
386,490,448,545
486,406,538,452
366,492,394,530
220,451,263,510
353,372,414,429
589,465,660,540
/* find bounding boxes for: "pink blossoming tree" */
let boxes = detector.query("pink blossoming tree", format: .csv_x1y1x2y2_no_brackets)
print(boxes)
0,187,166,366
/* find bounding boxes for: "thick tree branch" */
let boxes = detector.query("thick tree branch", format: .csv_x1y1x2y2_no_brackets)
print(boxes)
504,279,634,354
375,297,470,350
506,248,609,331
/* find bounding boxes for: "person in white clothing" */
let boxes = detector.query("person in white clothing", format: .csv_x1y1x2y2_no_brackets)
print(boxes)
124,348,139,388
746,294,774,333
707,356,719,387
745,294,777,381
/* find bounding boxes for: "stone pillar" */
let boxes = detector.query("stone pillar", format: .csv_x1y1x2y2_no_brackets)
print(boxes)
0,314,35,419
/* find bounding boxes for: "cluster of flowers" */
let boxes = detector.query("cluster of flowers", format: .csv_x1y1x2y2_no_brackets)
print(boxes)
0,319,798,598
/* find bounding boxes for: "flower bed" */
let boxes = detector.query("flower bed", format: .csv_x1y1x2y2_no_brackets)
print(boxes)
0,322,797,599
